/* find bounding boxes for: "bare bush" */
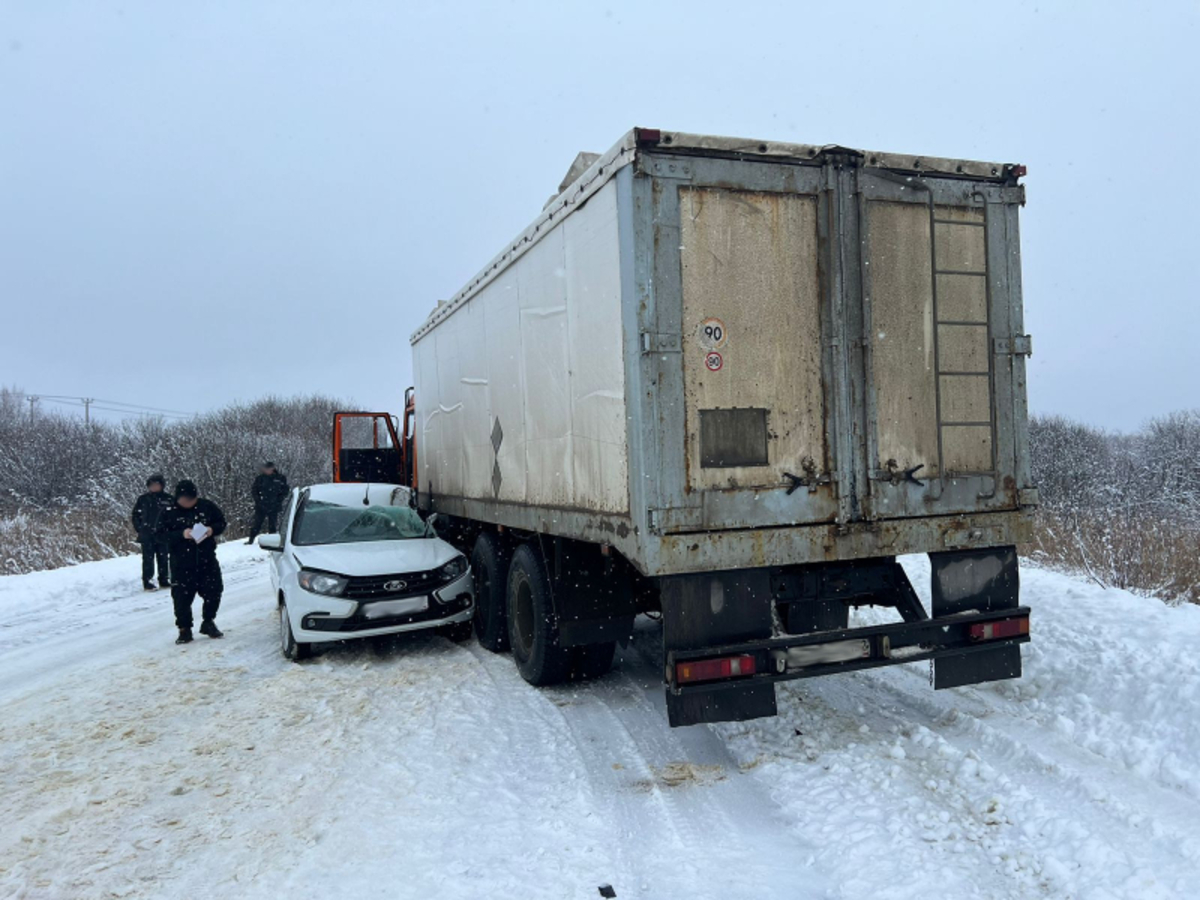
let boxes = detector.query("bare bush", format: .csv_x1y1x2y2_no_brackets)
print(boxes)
0,389,355,575
1028,412,1200,605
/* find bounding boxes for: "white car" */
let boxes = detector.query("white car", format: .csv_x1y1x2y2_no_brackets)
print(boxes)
257,482,473,660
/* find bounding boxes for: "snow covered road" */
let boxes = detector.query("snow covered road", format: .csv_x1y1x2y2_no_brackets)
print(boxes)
2,546,1199,899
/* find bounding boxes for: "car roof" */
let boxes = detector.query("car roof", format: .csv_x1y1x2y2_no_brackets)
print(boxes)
302,482,411,507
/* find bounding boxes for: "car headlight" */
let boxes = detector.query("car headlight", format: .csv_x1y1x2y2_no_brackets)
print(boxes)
438,555,468,582
298,569,349,596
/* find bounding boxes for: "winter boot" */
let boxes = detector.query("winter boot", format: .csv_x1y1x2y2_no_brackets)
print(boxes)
199,620,224,639
245,537,255,545
143,582,156,592
176,628,193,645
158,580,171,590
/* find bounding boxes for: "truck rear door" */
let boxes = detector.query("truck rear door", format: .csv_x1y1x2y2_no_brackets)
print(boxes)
857,171,1028,522
647,152,1028,533
651,155,839,532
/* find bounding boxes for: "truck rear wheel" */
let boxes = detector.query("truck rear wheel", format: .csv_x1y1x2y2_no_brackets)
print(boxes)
507,544,572,686
471,532,511,653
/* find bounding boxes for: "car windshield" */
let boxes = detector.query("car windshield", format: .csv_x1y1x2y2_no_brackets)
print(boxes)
292,499,432,545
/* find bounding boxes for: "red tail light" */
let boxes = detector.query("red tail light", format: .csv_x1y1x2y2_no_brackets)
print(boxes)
969,617,1030,642
676,654,757,685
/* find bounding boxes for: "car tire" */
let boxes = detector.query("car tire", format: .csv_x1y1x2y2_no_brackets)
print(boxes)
571,641,617,680
279,599,313,661
507,543,571,686
436,619,474,643
471,532,511,653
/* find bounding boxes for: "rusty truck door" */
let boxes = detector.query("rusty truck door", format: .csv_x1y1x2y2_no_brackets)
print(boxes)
648,154,840,533
855,169,1029,520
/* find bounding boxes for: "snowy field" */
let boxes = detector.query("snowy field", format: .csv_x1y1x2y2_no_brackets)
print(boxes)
2,546,1199,900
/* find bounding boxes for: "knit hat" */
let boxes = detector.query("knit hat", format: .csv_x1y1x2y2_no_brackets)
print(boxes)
146,473,166,489
174,479,199,500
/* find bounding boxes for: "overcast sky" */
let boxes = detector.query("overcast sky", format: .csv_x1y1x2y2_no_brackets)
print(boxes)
1,1,1196,431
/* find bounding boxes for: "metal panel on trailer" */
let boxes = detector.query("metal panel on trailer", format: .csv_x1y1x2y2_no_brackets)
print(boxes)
678,186,826,493
415,179,630,517
865,200,941,480
646,155,837,535
857,172,1025,521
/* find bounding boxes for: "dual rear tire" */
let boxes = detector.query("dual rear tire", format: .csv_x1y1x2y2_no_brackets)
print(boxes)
472,534,615,685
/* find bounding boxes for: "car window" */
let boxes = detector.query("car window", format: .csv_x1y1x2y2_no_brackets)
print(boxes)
291,499,432,546
278,494,294,541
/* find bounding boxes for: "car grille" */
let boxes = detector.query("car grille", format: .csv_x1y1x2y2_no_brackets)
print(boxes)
305,593,473,632
342,567,448,601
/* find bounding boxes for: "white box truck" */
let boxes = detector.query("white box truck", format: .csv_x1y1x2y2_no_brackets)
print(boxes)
334,128,1037,726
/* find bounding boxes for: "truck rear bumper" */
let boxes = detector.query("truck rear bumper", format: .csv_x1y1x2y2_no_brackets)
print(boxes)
666,607,1030,697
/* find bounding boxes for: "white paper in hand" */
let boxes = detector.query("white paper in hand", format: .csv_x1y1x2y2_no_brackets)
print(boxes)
191,522,211,543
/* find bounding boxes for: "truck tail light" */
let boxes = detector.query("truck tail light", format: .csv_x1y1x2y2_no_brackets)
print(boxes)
968,617,1029,642
676,654,757,685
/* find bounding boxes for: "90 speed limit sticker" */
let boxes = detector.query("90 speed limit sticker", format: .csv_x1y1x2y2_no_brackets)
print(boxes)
704,351,724,372
697,317,727,350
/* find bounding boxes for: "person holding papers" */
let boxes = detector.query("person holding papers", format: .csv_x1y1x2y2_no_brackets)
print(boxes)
159,479,227,645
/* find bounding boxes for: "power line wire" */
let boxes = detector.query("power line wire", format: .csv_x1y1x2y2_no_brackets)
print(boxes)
31,395,195,419
36,394,194,416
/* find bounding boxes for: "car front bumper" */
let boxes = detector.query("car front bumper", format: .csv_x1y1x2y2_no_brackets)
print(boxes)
289,569,474,643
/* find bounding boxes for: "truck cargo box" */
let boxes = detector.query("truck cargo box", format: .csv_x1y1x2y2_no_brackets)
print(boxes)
411,129,1036,578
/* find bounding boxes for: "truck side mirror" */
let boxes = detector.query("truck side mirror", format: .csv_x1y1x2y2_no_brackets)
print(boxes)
257,534,283,551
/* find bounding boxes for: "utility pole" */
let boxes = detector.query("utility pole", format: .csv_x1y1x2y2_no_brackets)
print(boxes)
27,395,38,424
82,397,94,425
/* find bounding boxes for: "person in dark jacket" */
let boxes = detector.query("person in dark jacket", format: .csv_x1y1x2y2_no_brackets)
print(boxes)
158,479,227,644
247,461,288,543
131,474,173,590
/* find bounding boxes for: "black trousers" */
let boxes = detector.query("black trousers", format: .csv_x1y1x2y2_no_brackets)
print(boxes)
248,506,279,539
172,564,224,629
141,537,169,585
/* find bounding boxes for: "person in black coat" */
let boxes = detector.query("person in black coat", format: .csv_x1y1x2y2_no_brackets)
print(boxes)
158,479,227,644
131,474,173,590
248,461,288,542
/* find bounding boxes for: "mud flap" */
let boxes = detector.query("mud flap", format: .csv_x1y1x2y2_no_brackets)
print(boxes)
930,546,1022,689
660,570,777,727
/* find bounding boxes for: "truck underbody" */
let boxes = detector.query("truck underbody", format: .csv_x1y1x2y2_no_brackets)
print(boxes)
432,514,1028,727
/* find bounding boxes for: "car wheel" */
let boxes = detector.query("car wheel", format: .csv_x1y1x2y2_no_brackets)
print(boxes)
507,543,571,686
436,619,474,643
279,599,312,661
571,641,616,680
471,532,512,653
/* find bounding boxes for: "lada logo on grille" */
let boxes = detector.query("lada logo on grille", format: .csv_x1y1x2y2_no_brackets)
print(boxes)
383,579,407,593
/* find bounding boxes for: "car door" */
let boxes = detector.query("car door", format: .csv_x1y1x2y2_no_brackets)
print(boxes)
269,490,296,592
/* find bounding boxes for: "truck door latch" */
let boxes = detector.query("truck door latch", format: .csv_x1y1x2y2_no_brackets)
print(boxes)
877,460,925,487
783,458,829,495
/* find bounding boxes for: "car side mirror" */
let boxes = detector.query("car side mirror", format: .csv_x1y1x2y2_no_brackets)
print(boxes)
425,513,440,529
257,534,283,551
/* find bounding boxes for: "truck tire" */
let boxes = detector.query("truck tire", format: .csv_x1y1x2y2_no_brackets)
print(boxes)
571,641,616,680
507,543,572,686
471,532,511,653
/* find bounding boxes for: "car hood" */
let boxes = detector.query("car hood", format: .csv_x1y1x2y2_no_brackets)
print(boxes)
291,538,461,578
